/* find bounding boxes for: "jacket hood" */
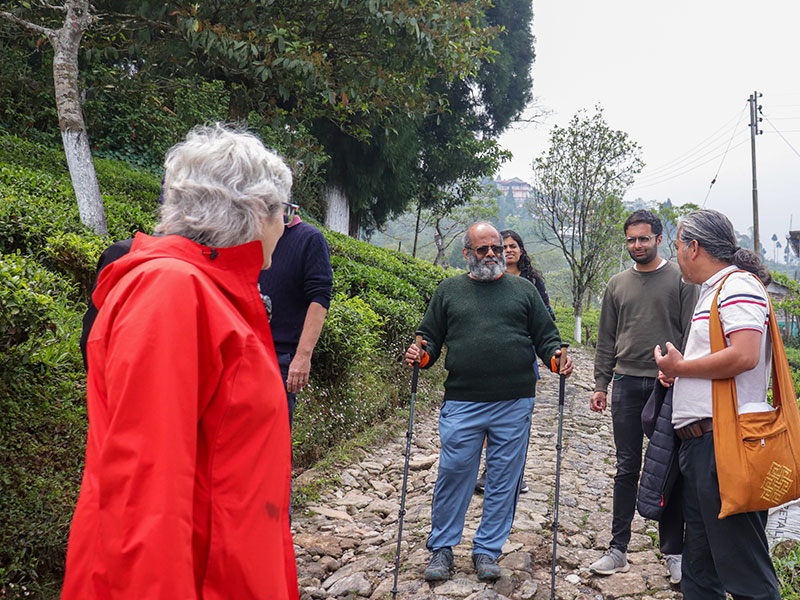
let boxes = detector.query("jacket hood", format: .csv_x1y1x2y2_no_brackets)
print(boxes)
93,232,264,311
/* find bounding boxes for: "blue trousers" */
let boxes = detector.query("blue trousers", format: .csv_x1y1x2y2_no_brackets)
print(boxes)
427,397,535,559
276,352,297,428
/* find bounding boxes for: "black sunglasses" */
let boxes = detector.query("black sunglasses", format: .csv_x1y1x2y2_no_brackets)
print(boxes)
472,245,503,257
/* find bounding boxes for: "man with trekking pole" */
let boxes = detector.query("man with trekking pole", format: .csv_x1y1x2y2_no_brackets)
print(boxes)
404,221,573,583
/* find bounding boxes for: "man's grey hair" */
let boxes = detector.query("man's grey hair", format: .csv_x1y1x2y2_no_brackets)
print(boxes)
462,221,499,249
155,123,292,248
678,208,771,284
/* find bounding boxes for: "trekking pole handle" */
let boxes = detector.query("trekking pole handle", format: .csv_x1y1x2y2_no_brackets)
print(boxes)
411,331,424,393
558,342,569,372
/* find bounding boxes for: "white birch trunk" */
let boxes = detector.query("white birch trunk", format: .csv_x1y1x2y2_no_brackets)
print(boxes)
573,313,582,344
53,0,106,234
324,184,349,234
61,128,106,234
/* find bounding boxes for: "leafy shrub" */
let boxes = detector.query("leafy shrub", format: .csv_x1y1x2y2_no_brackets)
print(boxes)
327,230,447,303
553,302,600,346
0,251,84,599
331,255,423,307
0,355,87,600
787,347,800,372
363,291,423,351
0,165,83,255
41,233,111,299
0,252,75,353
313,293,382,383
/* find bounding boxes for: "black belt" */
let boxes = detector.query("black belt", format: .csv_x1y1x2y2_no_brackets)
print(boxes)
675,418,713,441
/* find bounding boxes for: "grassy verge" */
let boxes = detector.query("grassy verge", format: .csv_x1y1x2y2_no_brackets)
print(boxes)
292,361,446,511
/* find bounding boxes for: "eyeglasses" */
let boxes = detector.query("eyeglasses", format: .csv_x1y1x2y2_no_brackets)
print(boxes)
282,202,299,225
471,245,504,257
625,235,658,246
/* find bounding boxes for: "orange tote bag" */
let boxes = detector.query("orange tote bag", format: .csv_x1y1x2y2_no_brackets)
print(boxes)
710,271,800,518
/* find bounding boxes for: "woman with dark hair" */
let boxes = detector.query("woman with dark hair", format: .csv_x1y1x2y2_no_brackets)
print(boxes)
501,229,556,320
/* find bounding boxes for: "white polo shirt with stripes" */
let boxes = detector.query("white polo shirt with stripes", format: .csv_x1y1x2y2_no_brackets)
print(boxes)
672,265,772,429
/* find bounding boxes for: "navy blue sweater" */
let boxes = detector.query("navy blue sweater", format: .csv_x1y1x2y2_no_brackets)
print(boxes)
258,219,333,355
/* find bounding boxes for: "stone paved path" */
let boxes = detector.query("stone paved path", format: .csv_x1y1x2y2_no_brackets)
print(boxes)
293,348,682,600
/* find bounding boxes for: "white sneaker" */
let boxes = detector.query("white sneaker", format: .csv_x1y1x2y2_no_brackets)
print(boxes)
665,554,681,585
589,548,630,575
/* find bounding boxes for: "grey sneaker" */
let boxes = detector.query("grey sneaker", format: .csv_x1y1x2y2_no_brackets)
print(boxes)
665,554,681,585
475,469,487,493
424,547,454,582
520,479,529,493
589,548,630,575
472,553,501,581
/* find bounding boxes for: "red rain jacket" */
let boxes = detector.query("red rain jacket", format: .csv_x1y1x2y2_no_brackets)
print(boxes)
62,233,298,600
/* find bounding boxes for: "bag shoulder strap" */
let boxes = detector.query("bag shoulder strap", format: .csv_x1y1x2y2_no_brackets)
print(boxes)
710,268,796,410
708,269,747,353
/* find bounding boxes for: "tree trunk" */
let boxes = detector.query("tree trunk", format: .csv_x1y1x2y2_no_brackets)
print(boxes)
433,217,448,267
573,284,583,344
412,202,422,258
53,0,107,235
573,308,583,344
226,83,250,122
348,211,360,239
324,183,349,234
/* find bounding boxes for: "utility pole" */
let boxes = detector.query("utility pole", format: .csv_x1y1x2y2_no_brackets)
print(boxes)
749,91,763,254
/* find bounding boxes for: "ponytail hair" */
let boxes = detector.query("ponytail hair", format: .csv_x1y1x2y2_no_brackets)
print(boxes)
678,209,771,285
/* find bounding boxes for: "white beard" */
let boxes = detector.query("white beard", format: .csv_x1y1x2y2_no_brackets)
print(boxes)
467,252,506,281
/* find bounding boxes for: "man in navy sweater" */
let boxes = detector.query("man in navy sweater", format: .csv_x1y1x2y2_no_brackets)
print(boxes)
258,212,333,426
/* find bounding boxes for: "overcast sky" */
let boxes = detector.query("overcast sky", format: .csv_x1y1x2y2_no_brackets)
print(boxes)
498,0,800,262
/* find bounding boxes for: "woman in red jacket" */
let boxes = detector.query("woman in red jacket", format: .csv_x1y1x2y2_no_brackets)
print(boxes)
62,124,299,600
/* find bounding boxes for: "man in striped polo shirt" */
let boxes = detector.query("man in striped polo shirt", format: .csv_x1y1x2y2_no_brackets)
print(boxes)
654,209,780,599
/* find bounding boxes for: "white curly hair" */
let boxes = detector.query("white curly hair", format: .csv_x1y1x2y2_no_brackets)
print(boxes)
155,123,292,248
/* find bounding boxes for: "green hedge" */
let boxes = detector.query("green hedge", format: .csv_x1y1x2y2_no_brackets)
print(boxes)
0,252,85,599
553,302,601,347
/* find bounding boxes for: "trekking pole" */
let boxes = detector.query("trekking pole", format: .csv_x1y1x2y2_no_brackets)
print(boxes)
550,343,569,600
392,331,424,600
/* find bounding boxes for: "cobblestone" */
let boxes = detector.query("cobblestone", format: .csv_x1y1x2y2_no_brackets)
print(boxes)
293,348,682,599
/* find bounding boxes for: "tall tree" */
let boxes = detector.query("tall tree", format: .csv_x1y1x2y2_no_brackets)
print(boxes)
529,107,644,342
316,0,535,234
2,0,107,234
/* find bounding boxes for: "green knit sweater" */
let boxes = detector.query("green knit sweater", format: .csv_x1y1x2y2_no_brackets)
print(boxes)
419,273,563,402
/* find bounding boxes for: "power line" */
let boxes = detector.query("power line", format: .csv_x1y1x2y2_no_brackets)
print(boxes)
762,112,800,161
703,105,748,206
637,107,747,178
629,138,750,191
633,130,750,185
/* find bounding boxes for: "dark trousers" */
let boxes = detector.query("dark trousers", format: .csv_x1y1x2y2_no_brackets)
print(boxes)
679,432,780,600
610,375,683,554
276,352,297,429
